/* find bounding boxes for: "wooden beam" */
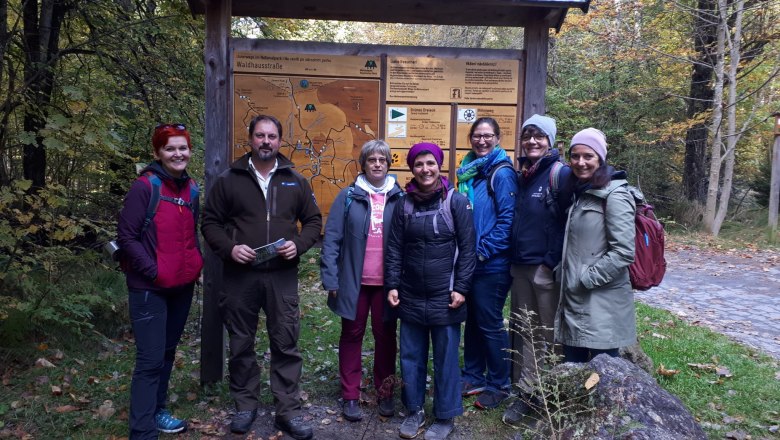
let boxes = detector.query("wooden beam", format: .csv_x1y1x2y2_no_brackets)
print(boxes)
186,0,589,27
522,20,549,120
200,0,231,386
769,135,780,242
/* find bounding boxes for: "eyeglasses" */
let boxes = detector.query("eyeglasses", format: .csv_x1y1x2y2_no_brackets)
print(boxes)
367,157,388,165
155,123,186,131
471,134,495,141
520,133,547,142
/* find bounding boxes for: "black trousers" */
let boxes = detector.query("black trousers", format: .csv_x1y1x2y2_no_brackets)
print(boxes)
219,266,302,420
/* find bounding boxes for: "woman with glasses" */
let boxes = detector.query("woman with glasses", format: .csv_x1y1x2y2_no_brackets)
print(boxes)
386,142,475,440
503,114,573,426
117,123,203,438
457,117,518,410
321,140,404,422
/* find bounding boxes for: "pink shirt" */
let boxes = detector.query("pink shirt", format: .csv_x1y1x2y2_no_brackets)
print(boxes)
361,192,386,285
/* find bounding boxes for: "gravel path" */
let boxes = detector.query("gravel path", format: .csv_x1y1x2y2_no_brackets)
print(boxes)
635,246,780,359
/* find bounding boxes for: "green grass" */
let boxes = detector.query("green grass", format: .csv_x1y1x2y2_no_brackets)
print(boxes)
1,249,778,438
637,303,780,438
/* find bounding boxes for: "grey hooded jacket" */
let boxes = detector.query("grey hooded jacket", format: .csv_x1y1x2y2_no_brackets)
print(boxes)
555,179,637,349
320,181,404,320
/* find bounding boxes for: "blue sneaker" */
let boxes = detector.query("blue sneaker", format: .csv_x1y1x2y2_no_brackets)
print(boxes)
155,409,187,433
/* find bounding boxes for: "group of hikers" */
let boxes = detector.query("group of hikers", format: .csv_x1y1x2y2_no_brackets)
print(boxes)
117,113,638,440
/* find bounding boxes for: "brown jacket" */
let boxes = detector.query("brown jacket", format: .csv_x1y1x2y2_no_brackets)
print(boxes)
201,152,322,271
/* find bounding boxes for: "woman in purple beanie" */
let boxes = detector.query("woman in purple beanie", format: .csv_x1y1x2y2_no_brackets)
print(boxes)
385,142,476,440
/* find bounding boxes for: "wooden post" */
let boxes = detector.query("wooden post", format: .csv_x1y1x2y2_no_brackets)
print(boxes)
768,113,780,243
522,19,549,120
200,0,231,385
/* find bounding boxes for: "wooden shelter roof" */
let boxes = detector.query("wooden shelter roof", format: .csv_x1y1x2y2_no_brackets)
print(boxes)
186,0,590,29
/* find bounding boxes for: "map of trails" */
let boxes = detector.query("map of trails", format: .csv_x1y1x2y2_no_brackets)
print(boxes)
234,75,380,218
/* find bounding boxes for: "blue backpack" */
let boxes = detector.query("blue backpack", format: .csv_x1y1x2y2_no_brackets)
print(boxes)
107,171,199,261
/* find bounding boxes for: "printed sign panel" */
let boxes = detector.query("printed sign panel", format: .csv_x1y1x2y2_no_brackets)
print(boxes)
387,57,519,104
234,51,380,78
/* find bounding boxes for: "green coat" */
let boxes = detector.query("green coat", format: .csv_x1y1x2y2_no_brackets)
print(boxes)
555,179,637,350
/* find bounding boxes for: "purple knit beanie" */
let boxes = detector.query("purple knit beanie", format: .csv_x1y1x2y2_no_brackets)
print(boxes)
407,142,444,169
570,128,607,163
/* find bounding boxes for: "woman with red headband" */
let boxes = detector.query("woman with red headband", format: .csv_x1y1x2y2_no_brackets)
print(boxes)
117,124,203,439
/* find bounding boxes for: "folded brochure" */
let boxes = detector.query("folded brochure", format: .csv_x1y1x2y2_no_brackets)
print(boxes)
252,238,286,265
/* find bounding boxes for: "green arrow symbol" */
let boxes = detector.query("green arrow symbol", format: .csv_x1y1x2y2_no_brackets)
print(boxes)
391,109,405,119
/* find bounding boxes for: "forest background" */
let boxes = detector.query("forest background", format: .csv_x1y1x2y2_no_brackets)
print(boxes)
0,0,779,421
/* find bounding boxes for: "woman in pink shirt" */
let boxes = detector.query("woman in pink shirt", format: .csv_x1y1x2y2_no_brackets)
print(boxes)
320,140,404,422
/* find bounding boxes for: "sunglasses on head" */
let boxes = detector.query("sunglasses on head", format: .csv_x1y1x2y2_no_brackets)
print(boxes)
155,123,186,131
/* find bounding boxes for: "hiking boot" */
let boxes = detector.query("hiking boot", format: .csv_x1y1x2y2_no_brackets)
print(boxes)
502,398,533,427
399,409,426,439
474,389,509,410
230,409,257,434
274,415,313,440
342,399,363,422
378,397,395,417
424,418,454,440
461,381,485,397
155,408,187,433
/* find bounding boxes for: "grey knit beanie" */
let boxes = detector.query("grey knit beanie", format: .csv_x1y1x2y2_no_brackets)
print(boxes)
521,114,557,147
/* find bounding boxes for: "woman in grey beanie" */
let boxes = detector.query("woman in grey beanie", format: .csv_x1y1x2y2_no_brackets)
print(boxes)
504,114,574,427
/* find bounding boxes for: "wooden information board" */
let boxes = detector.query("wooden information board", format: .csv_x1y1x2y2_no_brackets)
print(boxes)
232,48,521,220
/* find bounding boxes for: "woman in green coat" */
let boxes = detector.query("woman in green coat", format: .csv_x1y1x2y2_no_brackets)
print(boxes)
555,128,636,363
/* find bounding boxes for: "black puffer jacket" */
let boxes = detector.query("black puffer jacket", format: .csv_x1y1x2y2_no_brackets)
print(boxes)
384,186,476,326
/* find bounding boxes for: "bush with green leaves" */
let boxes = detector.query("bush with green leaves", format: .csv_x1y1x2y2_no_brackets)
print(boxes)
0,180,127,355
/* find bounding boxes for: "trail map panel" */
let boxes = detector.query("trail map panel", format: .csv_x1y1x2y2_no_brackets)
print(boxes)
233,74,380,219
232,51,381,219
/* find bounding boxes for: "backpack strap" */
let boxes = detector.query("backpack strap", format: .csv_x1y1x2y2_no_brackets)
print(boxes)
343,185,355,220
188,178,200,227
142,173,162,235
545,161,565,217
548,160,564,195
141,172,198,235
487,162,513,197
403,188,456,236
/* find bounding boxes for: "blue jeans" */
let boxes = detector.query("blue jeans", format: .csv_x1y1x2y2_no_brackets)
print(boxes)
462,272,511,392
563,345,619,363
129,285,193,439
400,321,463,419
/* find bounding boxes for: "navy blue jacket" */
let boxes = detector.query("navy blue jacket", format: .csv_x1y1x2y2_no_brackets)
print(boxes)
511,151,574,270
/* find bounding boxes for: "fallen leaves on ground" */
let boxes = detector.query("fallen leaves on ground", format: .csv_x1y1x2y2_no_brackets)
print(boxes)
96,400,115,419
657,364,680,377
584,372,600,390
35,358,55,368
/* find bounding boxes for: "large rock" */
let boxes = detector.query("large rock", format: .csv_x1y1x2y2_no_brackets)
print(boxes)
619,342,654,375
533,354,706,440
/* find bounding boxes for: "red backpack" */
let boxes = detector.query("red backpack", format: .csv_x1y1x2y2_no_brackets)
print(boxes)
626,187,666,290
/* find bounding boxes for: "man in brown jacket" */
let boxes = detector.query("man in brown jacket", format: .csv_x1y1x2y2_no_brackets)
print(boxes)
202,114,322,439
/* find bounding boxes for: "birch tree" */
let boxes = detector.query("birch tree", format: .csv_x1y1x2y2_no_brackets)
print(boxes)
703,0,780,235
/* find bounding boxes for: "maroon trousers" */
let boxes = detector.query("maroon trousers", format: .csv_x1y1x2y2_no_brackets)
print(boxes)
339,284,397,400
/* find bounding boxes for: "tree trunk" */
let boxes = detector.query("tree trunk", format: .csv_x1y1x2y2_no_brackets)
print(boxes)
711,0,745,235
683,0,717,203
21,0,71,190
0,0,8,187
703,0,728,234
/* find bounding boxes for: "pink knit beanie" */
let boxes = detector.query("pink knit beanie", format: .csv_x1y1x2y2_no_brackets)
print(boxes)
570,128,607,163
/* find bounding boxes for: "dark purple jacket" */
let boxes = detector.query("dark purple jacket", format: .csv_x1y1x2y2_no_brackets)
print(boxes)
117,162,203,290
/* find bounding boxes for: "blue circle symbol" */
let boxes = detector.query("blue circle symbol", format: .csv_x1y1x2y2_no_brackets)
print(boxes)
300,80,310,88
